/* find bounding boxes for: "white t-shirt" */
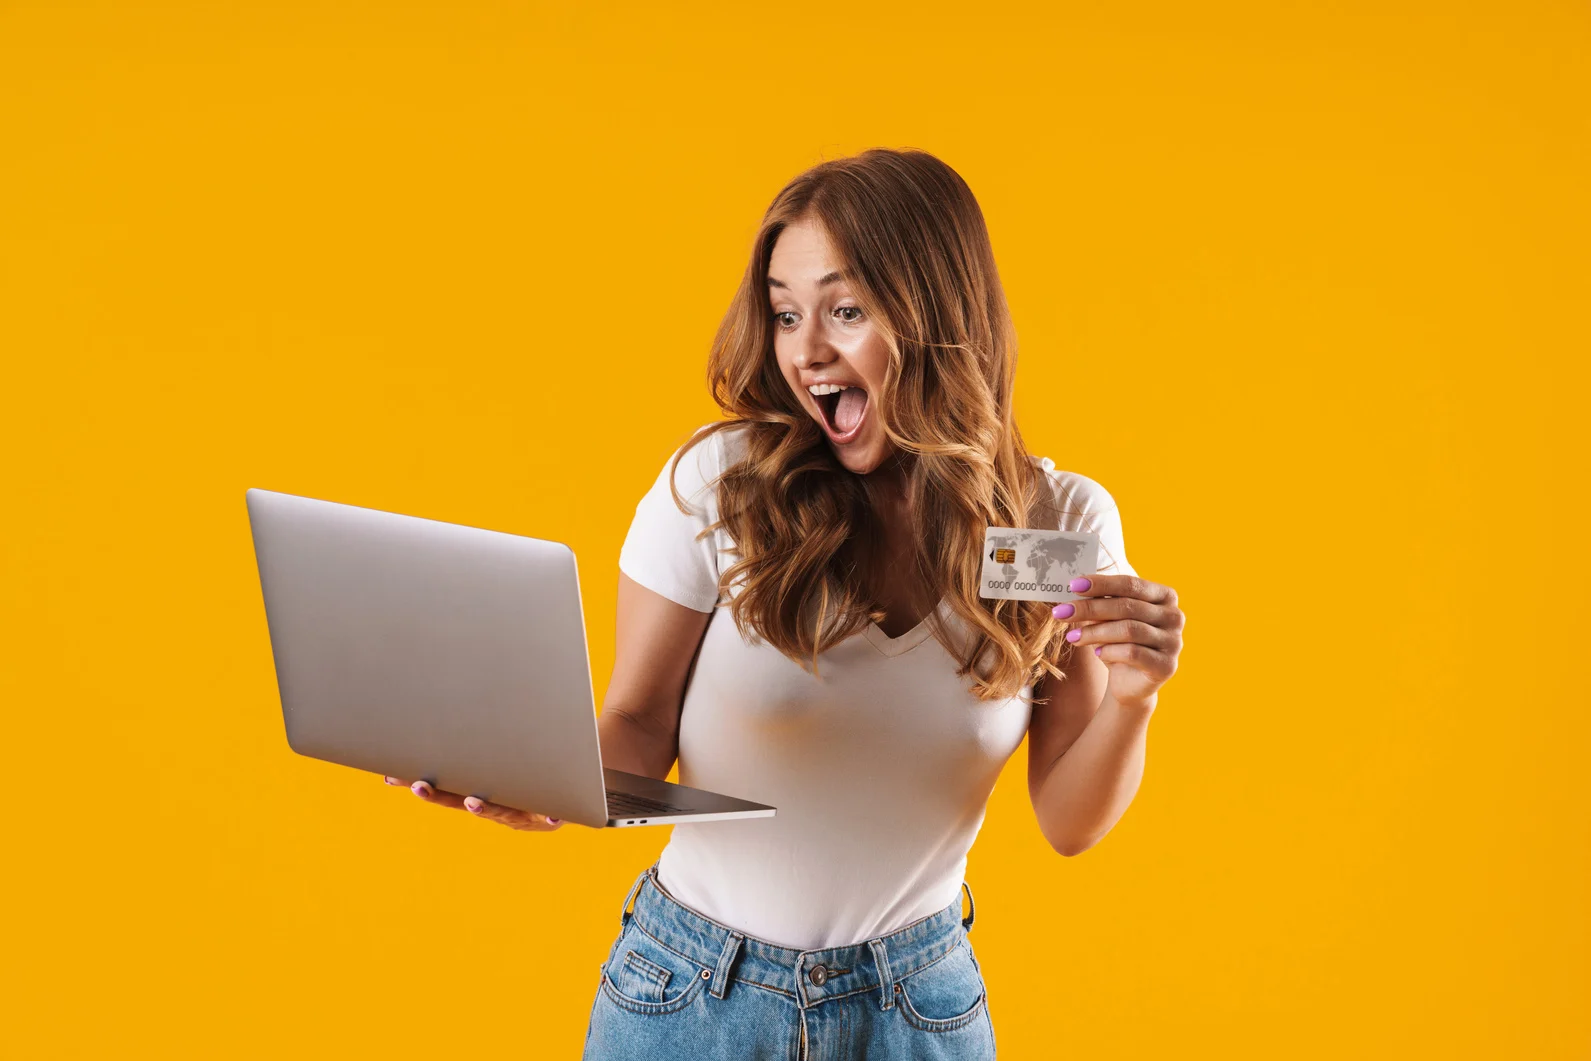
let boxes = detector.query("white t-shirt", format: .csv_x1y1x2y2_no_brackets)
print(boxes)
616,422,1135,949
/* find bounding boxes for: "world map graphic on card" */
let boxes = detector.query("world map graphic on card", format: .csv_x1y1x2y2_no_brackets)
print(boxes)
979,527,1100,603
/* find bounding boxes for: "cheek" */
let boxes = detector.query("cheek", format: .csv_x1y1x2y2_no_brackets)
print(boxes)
855,334,892,391
771,339,797,383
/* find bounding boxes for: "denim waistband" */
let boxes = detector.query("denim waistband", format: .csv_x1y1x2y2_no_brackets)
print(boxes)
614,861,976,1011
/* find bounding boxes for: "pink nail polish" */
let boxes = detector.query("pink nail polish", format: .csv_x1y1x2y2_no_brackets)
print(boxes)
1052,603,1075,619
1065,629,1081,643
1094,646,1102,656
1068,577,1091,593
411,782,429,797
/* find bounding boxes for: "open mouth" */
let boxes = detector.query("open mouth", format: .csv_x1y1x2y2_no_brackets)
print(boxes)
814,385,869,443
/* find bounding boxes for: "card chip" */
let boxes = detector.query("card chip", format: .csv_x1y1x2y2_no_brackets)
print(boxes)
994,548,1016,564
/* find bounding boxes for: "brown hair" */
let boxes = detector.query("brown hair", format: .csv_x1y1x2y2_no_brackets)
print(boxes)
669,147,1083,702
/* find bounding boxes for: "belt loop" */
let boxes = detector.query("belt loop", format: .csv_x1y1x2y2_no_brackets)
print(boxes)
867,938,895,1011
961,880,976,934
618,863,652,929
708,931,745,1000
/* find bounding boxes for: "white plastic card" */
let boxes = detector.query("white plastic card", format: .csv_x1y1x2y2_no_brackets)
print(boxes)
979,526,1101,603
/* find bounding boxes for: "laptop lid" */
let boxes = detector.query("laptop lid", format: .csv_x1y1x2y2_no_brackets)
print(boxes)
245,488,611,826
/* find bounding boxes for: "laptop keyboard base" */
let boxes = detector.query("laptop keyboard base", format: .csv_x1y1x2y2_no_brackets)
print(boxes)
605,788,689,818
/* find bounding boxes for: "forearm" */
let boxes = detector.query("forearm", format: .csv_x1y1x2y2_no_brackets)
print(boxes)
1033,694,1157,856
597,704,680,781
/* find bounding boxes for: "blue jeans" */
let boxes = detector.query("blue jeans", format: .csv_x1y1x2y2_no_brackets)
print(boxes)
581,862,996,1059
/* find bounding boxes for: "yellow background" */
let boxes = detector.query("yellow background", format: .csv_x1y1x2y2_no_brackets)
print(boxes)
2,1,1587,1057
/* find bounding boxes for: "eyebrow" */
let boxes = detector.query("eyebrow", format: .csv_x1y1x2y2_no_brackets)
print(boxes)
767,270,845,290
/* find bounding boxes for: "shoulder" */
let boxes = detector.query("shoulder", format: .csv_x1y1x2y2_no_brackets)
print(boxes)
652,420,752,500
1027,454,1122,534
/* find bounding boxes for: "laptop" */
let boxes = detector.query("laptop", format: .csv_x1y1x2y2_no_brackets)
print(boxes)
244,487,776,829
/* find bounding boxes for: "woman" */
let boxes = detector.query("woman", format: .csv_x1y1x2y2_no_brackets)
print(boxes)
387,147,1185,1058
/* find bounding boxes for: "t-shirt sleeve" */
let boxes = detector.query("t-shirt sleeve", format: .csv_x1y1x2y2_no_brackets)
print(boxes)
617,428,726,613
1043,465,1138,578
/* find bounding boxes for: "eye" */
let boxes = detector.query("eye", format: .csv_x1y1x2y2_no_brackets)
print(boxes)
772,311,798,332
836,306,863,323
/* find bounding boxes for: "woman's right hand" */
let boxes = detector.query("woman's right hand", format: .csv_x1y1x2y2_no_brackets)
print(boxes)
384,776,565,831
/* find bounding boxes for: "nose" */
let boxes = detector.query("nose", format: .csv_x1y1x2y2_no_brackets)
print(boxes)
791,320,837,372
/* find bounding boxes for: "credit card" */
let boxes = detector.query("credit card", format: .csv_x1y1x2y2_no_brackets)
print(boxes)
979,526,1100,603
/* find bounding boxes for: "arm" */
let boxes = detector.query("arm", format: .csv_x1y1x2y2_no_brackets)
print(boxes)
1027,573,1183,855
597,570,713,781
1027,654,1157,856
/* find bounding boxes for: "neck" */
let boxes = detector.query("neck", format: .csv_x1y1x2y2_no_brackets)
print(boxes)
866,449,913,504
865,454,916,541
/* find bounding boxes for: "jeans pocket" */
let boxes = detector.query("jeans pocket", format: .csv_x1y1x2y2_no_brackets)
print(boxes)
599,922,709,1015
895,937,989,1033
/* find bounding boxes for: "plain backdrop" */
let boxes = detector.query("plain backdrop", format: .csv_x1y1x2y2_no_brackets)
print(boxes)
2,1,1587,1057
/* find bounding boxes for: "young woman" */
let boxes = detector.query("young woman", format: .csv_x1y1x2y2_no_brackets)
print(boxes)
387,148,1185,1059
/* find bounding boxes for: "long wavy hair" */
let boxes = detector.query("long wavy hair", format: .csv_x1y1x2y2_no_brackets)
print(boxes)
667,147,1084,703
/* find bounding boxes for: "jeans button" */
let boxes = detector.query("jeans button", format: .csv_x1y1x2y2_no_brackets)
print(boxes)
809,963,828,986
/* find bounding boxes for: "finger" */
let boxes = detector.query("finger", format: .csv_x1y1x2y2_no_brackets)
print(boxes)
1067,574,1176,606
1052,596,1175,626
1095,641,1179,679
408,779,470,810
461,796,563,830
1064,618,1179,653
384,776,408,786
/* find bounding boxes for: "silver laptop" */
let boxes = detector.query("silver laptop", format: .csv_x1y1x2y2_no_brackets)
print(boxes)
244,487,776,829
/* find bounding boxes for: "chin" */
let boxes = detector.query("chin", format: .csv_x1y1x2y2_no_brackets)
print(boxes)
830,433,891,475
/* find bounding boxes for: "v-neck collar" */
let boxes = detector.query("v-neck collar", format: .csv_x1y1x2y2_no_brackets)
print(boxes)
863,596,951,658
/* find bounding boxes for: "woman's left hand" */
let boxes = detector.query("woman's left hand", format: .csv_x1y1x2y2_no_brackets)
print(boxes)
1051,574,1184,708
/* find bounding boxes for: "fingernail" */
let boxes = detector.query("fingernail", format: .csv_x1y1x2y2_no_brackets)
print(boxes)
411,781,430,798
384,776,398,785
547,817,562,825
1068,577,1091,593
1094,646,1102,656
464,797,483,813
1065,629,1082,643
1052,603,1075,619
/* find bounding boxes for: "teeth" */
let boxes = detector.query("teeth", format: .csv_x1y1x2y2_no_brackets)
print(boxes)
807,383,856,396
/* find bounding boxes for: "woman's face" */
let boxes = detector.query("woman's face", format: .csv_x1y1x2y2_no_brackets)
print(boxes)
768,218,895,477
